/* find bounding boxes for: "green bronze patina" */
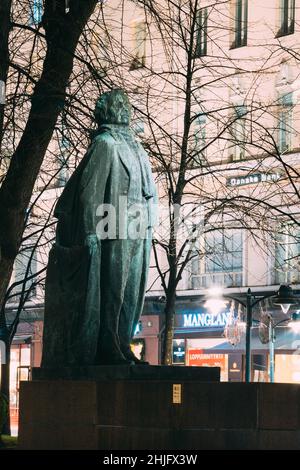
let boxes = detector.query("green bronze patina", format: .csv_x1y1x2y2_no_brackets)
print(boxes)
42,90,157,367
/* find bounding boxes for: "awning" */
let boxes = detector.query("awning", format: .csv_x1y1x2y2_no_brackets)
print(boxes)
12,335,32,345
196,327,300,353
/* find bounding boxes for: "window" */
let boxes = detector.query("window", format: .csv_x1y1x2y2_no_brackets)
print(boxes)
9,246,38,303
130,21,146,70
277,0,295,37
29,0,43,25
191,230,243,288
90,29,110,77
230,0,248,49
0,80,5,105
56,125,70,187
0,152,10,184
277,93,293,153
274,224,300,284
193,8,208,58
192,113,207,165
229,105,247,161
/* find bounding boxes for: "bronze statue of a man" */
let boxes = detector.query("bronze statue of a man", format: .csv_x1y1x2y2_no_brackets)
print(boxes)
41,89,157,366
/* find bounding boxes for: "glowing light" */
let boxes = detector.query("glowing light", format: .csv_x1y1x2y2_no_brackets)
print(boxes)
204,298,227,315
280,303,291,314
207,286,223,299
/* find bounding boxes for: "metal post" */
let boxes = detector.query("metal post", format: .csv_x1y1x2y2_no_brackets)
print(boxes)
245,288,252,383
269,321,275,383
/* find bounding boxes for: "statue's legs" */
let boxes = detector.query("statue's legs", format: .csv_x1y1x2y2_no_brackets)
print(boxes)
118,235,152,363
96,238,138,365
95,234,151,365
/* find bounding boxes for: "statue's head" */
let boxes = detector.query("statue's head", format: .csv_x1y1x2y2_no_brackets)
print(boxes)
94,89,132,126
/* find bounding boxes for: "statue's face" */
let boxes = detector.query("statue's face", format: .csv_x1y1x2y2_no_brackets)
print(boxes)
94,89,132,126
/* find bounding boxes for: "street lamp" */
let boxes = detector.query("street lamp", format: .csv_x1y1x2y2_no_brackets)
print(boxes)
273,284,299,314
257,315,291,383
206,284,298,383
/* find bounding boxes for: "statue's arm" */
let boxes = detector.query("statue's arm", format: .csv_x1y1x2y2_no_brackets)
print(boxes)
80,137,114,236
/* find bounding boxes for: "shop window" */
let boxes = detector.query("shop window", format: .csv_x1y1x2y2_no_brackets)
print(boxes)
277,92,294,153
9,344,31,436
230,0,248,49
275,354,300,383
186,342,229,381
229,105,247,161
252,354,268,382
130,21,146,70
274,224,300,284
276,0,295,37
193,8,208,58
191,229,243,289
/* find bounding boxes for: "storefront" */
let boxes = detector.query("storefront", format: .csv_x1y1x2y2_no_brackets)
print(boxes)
170,299,300,383
0,313,43,436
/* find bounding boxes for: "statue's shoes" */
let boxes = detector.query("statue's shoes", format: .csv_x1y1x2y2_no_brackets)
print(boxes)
129,356,149,365
97,356,134,366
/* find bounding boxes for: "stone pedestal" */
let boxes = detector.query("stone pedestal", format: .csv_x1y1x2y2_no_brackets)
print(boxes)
18,366,300,450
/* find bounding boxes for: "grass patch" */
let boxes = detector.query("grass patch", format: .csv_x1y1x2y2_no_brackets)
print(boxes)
0,435,18,449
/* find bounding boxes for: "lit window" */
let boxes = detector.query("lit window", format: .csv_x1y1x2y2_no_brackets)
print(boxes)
193,8,208,58
29,0,43,26
130,21,146,70
274,224,300,284
191,230,243,289
277,0,295,37
230,0,248,49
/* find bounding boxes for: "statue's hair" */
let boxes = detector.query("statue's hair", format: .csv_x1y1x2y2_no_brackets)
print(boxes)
94,89,131,125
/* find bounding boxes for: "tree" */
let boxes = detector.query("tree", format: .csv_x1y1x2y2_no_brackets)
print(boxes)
0,0,99,434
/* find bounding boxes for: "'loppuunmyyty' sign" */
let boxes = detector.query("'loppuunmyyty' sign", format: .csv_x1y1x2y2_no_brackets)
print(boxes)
226,172,281,187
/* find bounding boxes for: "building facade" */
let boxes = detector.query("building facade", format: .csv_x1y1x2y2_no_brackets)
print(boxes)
2,0,300,427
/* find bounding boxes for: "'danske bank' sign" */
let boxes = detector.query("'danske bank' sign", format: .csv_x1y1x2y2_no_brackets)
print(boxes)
226,172,281,187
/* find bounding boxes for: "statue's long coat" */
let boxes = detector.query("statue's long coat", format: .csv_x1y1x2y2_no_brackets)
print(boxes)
42,125,157,366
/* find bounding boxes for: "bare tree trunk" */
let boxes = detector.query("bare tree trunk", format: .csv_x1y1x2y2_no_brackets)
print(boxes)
162,225,178,364
162,289,176,365
0,0,98,312
0,0,12,153
1,346,10,435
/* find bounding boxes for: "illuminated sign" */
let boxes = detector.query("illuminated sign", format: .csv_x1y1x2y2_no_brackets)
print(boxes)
187,350,225,368
172,339,185,364
183,312,230,328
226,172,281,187
134,321,142,335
